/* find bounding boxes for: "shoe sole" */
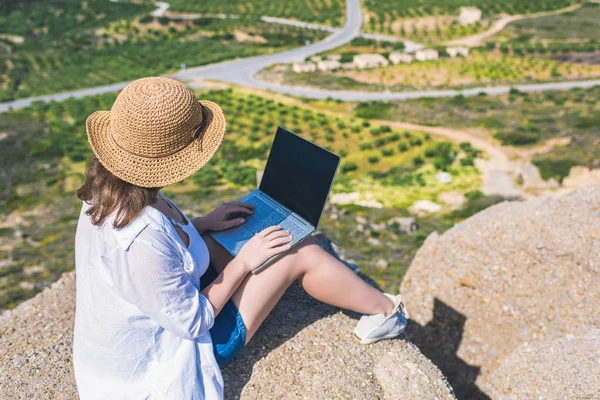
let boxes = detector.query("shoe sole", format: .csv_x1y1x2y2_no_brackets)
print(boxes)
353,330,404,345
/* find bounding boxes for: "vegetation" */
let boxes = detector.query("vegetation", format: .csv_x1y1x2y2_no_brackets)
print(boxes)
0,86,485,310
351,85,600,171
263,50,600,92
168,0,346,27
505,3,600,42
488,3,600,59
0,0,327,101
361,0,584,41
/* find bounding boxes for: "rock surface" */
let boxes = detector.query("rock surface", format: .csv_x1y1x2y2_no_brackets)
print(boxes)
401,185,600,399
0,272,455,399
485,331,600,400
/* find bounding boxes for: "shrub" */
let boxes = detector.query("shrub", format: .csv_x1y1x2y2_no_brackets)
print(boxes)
222,164,256,186
368,156,380,164
379,125,392,133
410,137,423,146
359,142,373,150
533,157,578,183
192,166,222,188
494,131,539,146
370,127,382,136
412,155,424,166
384,133,400,142
460,156,475,166
433,156,452,171
341,162,358,173
374,138,386,147
449,195,509,220
464,190,485,201
459,142,472,152
397,142,409,152
382,148,394,157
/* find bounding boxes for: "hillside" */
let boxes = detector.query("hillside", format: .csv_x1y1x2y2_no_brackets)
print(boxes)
0,86,490,311
1,185,597,399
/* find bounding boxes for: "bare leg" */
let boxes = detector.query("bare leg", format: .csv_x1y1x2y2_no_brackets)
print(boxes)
202,234,394,344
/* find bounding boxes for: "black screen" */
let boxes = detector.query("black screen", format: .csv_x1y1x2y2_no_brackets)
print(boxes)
260,127,340,227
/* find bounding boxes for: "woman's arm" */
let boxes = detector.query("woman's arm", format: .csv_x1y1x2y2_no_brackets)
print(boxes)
200,226,293,315
200,257,247,316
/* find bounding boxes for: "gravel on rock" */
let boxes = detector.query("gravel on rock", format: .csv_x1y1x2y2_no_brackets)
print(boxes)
486,330,600,400
0,272,455,399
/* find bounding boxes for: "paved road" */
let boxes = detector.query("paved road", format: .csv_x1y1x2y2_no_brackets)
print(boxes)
1,0,599,113
172,0,363,84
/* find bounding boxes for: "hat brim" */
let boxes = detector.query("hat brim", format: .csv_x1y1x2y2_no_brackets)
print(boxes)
86,100,226,188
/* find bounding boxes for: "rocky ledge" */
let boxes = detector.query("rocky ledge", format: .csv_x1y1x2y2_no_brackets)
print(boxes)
401,185,600,399
0,271,455,399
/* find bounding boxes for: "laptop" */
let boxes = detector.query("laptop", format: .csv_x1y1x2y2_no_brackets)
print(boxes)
210,127,340,274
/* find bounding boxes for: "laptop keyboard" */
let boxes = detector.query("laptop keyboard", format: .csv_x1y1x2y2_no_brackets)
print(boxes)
244,194,304,238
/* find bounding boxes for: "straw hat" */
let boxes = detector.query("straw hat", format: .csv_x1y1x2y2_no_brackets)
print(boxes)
85,77,226,188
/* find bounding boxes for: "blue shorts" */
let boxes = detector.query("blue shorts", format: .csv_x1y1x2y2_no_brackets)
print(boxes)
200,263,247,368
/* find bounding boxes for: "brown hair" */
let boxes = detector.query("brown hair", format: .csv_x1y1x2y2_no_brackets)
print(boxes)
77,155,160,229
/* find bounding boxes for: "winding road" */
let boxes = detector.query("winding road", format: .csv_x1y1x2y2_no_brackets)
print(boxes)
1,0,599,113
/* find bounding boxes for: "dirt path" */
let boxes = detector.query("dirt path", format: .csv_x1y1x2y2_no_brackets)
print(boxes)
372,121,525,198
445,3,585,47
233,85,553,198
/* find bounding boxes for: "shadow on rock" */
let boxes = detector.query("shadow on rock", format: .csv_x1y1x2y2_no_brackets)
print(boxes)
407,298,490,400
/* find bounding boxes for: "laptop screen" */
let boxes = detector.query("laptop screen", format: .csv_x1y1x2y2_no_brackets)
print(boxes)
259,127,340,227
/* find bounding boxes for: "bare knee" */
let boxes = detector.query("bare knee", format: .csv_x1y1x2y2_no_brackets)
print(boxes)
282,238,323,277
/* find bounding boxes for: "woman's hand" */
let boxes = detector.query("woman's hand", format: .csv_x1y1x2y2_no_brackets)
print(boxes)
236,226,293,272
192,201,254,233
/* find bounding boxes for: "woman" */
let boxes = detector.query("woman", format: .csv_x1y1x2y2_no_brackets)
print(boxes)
73,77,407,399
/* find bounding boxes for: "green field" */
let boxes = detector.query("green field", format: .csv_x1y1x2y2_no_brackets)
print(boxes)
506,3,600,42
0,86,488,310
349,86,600,180
362,0,584,41
0,0,327,101
486,3,600,59
168,0,346,27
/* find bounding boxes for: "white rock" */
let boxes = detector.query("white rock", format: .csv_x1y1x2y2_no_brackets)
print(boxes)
409,200,442,215
367,237,382,246
435,171,452,184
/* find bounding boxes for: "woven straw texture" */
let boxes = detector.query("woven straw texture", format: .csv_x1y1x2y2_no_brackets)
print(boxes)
86,77,226,188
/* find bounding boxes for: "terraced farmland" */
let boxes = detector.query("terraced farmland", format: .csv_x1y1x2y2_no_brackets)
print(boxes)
362,0,584,42
0,0,327,101
168,0,347,26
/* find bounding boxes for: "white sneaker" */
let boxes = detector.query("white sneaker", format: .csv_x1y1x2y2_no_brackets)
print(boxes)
353,293,408,345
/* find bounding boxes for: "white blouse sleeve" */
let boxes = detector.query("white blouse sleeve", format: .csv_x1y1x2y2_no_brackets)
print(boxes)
108,226,215,340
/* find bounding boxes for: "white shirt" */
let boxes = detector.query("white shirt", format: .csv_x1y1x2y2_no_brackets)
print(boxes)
73,199,223,399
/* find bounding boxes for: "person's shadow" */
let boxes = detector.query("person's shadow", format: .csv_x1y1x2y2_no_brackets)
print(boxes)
221,274,490,399
406,299,491,400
